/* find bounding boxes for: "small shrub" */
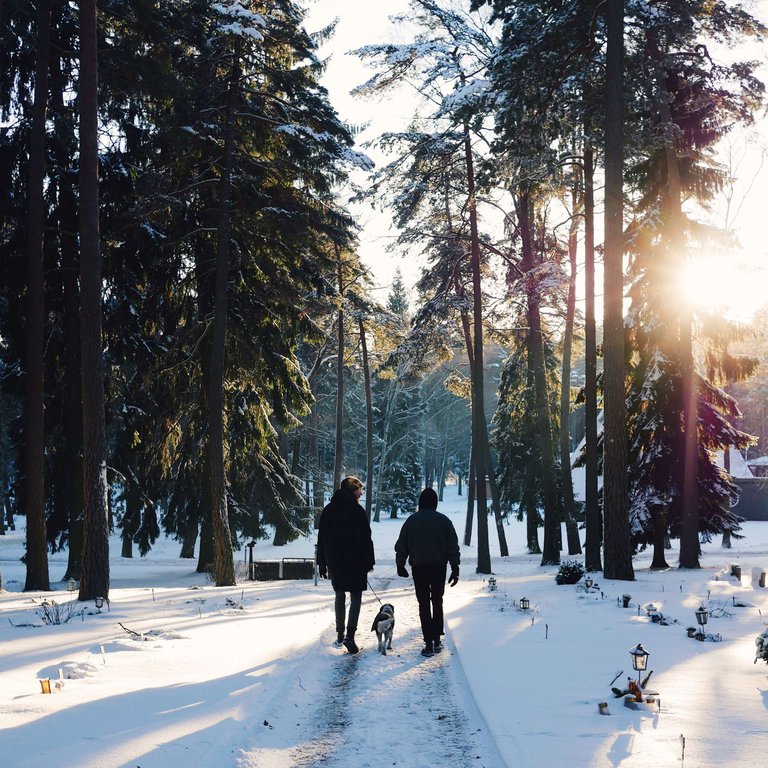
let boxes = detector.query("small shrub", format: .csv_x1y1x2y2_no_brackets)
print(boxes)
755,628,768,664
38,599,79,625
555,560,585,585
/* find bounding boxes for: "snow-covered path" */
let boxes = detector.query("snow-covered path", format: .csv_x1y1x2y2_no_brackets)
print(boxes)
6,503,768,768
237,581,506,768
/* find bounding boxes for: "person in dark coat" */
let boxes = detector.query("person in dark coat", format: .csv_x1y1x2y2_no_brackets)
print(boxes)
395,488,460,657
316,476,375,654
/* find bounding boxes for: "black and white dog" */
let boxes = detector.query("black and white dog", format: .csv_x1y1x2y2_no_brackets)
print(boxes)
370,603,395,655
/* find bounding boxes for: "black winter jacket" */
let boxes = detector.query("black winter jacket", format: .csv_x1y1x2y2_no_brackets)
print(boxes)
394,508,460,572
317,489,375,592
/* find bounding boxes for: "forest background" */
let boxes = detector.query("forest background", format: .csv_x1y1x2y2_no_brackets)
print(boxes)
2,0,768,599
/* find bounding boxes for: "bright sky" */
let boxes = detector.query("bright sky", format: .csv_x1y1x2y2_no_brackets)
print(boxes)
306,0,417,298
696,125,768,323
306,1,768,322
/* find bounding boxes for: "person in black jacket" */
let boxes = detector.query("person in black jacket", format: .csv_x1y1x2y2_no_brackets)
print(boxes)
395,488,460,657
316,476,375,654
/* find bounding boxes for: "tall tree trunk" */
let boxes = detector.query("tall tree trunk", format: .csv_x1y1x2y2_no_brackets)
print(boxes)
425,444,435,489
516,190,560,566
120,495,135,559
309,399,324,524
333,251,345,489
583,140,602,572
650,507,670,569
722,450,732,548
62,196,85,580
180,519,198,559
437,440,447,501
459,304,508,555
23,0,52,592
464,440,475,546
5,496,14,530
523,465,542,555
561,178,582,556
272,432,291,547
465,131,490,573
303,344,328,527
197,499,214,575
290,430,302,476
78,0,110,601
195,232,214,574
206,47,239,587
0,459,7,535
523,348,541,554
481,433,508,556
51,28,84,582
602,0,634,581
358,318,374,521
373,381,400,521
678,302,699,567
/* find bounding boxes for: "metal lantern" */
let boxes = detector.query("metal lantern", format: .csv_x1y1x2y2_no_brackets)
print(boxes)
488,577,497,592
585,577,593,590
520,596,530,612
95,596,105,613
629,643,649,681
695,606,709,627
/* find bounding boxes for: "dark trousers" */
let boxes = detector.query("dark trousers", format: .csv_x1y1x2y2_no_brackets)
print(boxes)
334,590,362,639
412,564,447,643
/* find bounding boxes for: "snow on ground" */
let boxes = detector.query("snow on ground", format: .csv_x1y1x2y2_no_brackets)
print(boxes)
2,485,768,767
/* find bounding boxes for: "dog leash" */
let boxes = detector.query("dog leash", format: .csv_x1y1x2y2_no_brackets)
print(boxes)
367,578,383,605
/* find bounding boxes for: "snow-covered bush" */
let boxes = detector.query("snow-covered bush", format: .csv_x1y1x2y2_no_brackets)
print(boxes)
555,560,585,585
755,629,768,664
38,599,79,625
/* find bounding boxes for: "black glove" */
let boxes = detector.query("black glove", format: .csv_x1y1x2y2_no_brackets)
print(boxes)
397,565,409,578
448,570,459,587
318,565,328,579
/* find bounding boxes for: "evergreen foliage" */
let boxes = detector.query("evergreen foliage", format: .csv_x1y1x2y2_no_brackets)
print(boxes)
555,559,585,585
622,0,765,563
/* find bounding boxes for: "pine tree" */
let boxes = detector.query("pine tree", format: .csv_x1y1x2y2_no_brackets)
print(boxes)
623,0,765,568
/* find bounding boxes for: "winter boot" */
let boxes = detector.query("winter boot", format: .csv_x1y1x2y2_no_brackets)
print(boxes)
343,636,359,654
421,640,434,657
335,631,344,647
433,638,443,653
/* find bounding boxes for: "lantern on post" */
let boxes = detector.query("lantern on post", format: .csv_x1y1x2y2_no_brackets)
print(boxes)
629,643,649,682
94,596,104,613
695,606,709,639
488,577,497,592
519,596,530,612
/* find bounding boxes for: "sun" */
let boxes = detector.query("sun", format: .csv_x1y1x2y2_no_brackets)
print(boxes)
680,257,736,312
680,252,767,323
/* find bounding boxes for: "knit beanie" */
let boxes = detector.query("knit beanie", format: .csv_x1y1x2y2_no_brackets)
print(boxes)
418,488,438,510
